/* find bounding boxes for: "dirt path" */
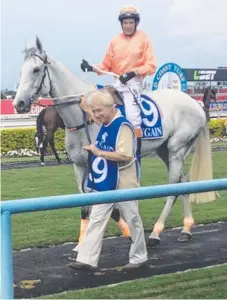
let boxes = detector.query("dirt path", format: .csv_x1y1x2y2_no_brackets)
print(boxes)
13,222,227,299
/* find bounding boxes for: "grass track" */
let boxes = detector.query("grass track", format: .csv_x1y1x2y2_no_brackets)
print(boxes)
1,152,227,250
41,264,227,299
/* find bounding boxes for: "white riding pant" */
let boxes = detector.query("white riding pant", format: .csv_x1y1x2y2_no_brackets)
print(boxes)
113,77,143,129
76,200,148,267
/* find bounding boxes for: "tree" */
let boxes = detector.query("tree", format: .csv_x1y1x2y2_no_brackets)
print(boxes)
1,89,16,99
1,91,7,99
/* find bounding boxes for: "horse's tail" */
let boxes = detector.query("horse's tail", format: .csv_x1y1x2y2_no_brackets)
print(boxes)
188,122,218,204
36,108,46,147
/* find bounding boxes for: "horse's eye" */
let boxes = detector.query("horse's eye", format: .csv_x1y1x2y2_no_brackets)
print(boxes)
33,67,40,73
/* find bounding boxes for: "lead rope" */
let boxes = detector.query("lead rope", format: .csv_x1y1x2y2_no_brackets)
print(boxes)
81,110,95,193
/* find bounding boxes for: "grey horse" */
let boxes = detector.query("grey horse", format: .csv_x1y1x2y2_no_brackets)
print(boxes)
13,36,217,246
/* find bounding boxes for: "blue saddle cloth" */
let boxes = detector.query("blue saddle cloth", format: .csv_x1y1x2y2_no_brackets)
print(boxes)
96,85,163,139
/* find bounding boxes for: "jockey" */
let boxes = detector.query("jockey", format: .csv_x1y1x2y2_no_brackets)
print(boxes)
80,5,157,141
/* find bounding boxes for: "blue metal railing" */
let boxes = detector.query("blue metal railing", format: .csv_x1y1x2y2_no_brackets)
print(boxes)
1,178,227,299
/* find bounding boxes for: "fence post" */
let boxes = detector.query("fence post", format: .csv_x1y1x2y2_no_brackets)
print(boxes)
1,211,14,299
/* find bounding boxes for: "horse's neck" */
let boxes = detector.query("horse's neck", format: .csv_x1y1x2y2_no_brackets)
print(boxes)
49,59,94,97
48,59,96,127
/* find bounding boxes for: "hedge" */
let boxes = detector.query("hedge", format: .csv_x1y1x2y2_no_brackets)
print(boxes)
0,119,226,155
208,118,227,138
1,127,65,155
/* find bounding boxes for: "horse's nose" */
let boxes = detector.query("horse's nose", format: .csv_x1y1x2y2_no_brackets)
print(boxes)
16,100,26,113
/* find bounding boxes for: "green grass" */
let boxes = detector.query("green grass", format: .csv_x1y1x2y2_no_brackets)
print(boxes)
1,154,59,163
1,152,227,250
41,264,227,299
1,141,226,163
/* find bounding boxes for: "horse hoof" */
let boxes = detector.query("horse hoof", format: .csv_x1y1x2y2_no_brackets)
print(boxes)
147,238,160,247
178,232,192,242
40,162,45,166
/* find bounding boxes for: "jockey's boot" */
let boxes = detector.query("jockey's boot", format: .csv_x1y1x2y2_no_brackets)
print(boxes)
135,128,142,166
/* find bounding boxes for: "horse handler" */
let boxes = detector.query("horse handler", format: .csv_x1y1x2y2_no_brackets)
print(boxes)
69,89,148,271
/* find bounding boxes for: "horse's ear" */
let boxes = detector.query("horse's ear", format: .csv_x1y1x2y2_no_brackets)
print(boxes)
36,36,43,53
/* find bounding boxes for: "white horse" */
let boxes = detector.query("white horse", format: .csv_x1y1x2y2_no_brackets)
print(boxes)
13,36,217,246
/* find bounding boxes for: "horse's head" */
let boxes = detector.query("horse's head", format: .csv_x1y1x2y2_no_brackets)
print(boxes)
13,36,52,114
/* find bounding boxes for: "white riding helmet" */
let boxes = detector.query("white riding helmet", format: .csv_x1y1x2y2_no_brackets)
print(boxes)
118,5,140,23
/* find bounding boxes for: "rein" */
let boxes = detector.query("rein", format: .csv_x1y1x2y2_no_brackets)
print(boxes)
81,111,95,193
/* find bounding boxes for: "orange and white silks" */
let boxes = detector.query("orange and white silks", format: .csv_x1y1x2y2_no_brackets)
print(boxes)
94,30,157,135
95,30,157,77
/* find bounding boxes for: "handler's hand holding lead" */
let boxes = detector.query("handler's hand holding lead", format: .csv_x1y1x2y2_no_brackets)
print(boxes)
83,145,100,156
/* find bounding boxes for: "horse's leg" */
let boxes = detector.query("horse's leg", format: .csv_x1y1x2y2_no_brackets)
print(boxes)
70,163,90,247
64,129,91,257
148,142,188,246
177,172,194,242
147,142,170,246
40,147,45,166
176,137,197,242
79,197,90,244
111,208,131,238
40,136,48,166
48,132,61,163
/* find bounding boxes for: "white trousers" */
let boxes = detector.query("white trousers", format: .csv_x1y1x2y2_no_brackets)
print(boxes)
76,200,148,267
113,78,143,129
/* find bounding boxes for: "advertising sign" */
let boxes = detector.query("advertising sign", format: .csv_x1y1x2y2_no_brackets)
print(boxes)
152,62,187,92
0,99,53,115
182,68,227,82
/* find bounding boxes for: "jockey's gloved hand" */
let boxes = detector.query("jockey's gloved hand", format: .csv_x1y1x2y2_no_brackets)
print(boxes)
80,59,93,72
119,71,136,85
